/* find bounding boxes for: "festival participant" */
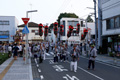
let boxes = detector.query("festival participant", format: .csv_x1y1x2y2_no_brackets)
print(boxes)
70,44,79,72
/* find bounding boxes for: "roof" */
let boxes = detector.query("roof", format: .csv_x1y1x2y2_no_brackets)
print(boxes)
18,22,39,27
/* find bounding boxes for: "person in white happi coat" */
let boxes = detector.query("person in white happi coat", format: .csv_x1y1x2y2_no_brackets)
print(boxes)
88,45,97,70
70,45,79,72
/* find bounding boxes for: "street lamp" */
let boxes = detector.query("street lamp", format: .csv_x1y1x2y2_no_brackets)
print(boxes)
25,10,37,64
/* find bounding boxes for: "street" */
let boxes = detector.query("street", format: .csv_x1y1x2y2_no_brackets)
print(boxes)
32,51,120,80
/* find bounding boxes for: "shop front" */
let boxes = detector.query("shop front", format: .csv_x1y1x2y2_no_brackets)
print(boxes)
102,35,120,57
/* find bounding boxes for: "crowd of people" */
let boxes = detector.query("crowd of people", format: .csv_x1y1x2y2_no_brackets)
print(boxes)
0,41,97,72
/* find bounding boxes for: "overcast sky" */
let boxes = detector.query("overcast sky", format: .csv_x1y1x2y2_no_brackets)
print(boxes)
0,0,95,25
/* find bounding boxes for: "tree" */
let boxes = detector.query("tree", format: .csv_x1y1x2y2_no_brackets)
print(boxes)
57,12,79,27
86,15,93,22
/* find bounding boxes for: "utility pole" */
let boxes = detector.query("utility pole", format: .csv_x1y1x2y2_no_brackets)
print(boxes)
98,0,102,50
93,0,97,49
25,10,37,64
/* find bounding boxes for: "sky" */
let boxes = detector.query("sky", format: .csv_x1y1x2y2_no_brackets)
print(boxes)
0,0,95,25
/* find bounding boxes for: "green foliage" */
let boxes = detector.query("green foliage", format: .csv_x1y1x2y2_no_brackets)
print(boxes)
57,12,79,27
0,53,9,65
86,15,93,22
108,52,114,57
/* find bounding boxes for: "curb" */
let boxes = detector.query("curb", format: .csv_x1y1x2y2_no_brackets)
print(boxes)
81,56,120,68
96,59,120,68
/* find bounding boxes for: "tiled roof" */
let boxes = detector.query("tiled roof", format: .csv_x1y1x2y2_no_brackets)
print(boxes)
18,22,39,27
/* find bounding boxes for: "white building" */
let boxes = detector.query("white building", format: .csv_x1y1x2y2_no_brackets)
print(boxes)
18,22,44,43
59,18,95,45
0,16,18,43
101,0,120,54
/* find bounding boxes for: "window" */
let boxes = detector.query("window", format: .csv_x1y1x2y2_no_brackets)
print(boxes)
3,21,9,25
110,18,114,29
115,17,119,28
0,21,9,25
35,30,39,35
68,21,79,27
63,21,65,36
0,21,2,25
106,18,114,29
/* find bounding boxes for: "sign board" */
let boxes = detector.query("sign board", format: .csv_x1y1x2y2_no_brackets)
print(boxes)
22,25,29,34
22,18,30,25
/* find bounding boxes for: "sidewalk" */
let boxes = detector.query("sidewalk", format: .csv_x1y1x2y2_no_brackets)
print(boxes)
0,57,33,80
96,54,120,67
82,53,120,67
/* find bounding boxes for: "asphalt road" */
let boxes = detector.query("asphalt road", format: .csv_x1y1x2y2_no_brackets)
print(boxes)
31,50,120,80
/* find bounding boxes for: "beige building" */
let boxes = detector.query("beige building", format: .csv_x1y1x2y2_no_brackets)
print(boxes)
18,22,44,43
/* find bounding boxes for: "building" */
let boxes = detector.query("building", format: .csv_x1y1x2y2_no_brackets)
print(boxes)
0,16,18,43
59,18,95,45
101,0,120,54
18,22,44,43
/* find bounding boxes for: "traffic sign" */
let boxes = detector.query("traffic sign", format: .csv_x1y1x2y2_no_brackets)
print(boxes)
22,25,29,34
22,18,30,25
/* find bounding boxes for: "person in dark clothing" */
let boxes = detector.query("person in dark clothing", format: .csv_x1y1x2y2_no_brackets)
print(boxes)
88,45,97,70
13,44,19,60
53,45,58,63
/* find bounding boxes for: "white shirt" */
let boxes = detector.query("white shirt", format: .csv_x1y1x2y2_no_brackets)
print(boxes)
18,45,22,51
8,46,12,51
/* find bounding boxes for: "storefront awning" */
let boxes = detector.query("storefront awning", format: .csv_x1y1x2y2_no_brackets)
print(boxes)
0,36,9,39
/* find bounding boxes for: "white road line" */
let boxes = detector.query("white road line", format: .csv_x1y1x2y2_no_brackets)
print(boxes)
36,64,39,67
45,53,50,56
34,59,37,64
66,74,79,80
67,61,104,80
80,56,120,69
38,69,41,72
50,52,54,55
40,75,44,80
77,67,104,80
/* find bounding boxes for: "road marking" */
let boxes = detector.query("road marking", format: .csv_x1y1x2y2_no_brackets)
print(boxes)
36,64,39,67
34,59,37,64
38,69,41,73
63,74,79,80
40,75,44,80
63,76,69,80
66,61,104,80
77,67,104,80
50,52,54,55
49,60,58,64
53,65,68,72
45,53,50,56
80,56,120,69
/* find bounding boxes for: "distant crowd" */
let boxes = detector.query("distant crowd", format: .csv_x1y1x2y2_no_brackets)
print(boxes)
0,41,97,72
